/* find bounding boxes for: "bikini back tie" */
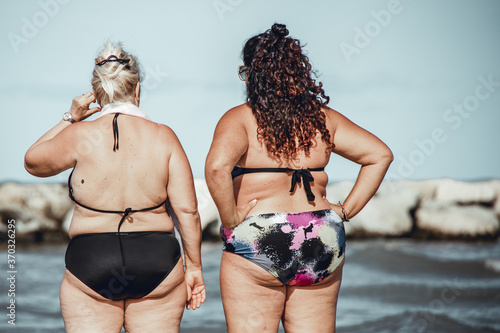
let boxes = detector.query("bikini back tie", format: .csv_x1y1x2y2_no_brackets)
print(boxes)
232,166,324,201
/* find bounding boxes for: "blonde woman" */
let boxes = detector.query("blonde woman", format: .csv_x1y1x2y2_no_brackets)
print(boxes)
25,42,205,332
205,24,393,332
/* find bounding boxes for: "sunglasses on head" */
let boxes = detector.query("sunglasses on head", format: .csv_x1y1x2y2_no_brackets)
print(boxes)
238,65,248,81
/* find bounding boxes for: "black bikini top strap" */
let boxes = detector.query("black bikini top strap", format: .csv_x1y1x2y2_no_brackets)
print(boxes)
231,166,324,201
112,113,119,152
232,166,324,178
68,169,167,215
232,167,288,178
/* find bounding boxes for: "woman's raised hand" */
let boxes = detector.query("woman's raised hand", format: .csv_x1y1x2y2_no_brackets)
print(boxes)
69,92,101,121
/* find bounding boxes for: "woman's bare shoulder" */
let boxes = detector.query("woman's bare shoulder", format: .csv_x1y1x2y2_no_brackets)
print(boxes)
223,103,252,119
323,107,353,131
323,106,347,120
155,123,182,144
217,103,253,129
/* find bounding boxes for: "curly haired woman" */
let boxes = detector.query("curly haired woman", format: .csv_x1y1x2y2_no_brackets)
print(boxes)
205,24,393,332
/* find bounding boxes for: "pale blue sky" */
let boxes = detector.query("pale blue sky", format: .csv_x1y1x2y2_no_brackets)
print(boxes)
1,0,499,184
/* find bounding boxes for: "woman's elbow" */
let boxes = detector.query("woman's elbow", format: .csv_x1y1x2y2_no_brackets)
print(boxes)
24,151,38,176
24,162,49,177
380,147,394,167
205,157,231,180
384,147,394,162
176,208,201,225
365,146,393,168
24,151,52,177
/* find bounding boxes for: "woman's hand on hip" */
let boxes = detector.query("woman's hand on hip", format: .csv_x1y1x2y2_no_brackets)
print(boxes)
322,196,345,221
69,92,101,121
223,199,258,229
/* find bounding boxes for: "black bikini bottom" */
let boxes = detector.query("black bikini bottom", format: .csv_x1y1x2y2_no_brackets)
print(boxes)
65,231,180,301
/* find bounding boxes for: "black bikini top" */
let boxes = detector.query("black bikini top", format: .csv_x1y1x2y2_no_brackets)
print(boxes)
231,166,325,201
67,113,167,265
68,170,167,232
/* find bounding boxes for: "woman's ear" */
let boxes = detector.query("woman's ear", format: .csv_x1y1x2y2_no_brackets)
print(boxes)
134,82,140,106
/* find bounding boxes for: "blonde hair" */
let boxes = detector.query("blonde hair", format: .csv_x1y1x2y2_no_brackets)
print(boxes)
92,42,142,106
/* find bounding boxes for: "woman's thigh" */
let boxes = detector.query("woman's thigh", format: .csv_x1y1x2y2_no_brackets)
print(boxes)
60,270,125,333
220,251,286,333
123,259,186,333
282,260,344,333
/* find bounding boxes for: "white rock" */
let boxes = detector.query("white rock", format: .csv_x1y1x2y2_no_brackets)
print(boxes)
0,182,72,237
326,181,355,202
62,206,74,235
0,216,7,233
327,181,419,237
397,180,438,201
434,179,496,205
416,201,499,237
32,184,73,221
0,203,58,235
0,183,26,206
194,178,219,231
485,259,500,273
490,180,500,217
0,182,72,222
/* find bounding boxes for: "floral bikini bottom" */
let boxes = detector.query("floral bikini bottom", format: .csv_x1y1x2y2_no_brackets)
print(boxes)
220,209,346,286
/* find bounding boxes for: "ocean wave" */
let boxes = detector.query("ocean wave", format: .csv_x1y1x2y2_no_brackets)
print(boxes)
485,259,500,272
338,310,500,333
346,240,500,281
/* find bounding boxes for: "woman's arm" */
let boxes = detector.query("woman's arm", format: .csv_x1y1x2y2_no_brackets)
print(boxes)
205,107,257,229
165,126,205,309
327,109,394,220
24,92,100,177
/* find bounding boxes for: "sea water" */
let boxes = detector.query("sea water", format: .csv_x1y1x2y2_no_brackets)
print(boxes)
1,239,499,333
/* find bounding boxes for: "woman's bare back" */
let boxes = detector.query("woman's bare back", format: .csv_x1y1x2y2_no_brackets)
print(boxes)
69,114,175,236
232,103,333,215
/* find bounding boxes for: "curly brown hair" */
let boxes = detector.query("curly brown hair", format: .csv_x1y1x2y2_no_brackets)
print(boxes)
243,23,332,161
